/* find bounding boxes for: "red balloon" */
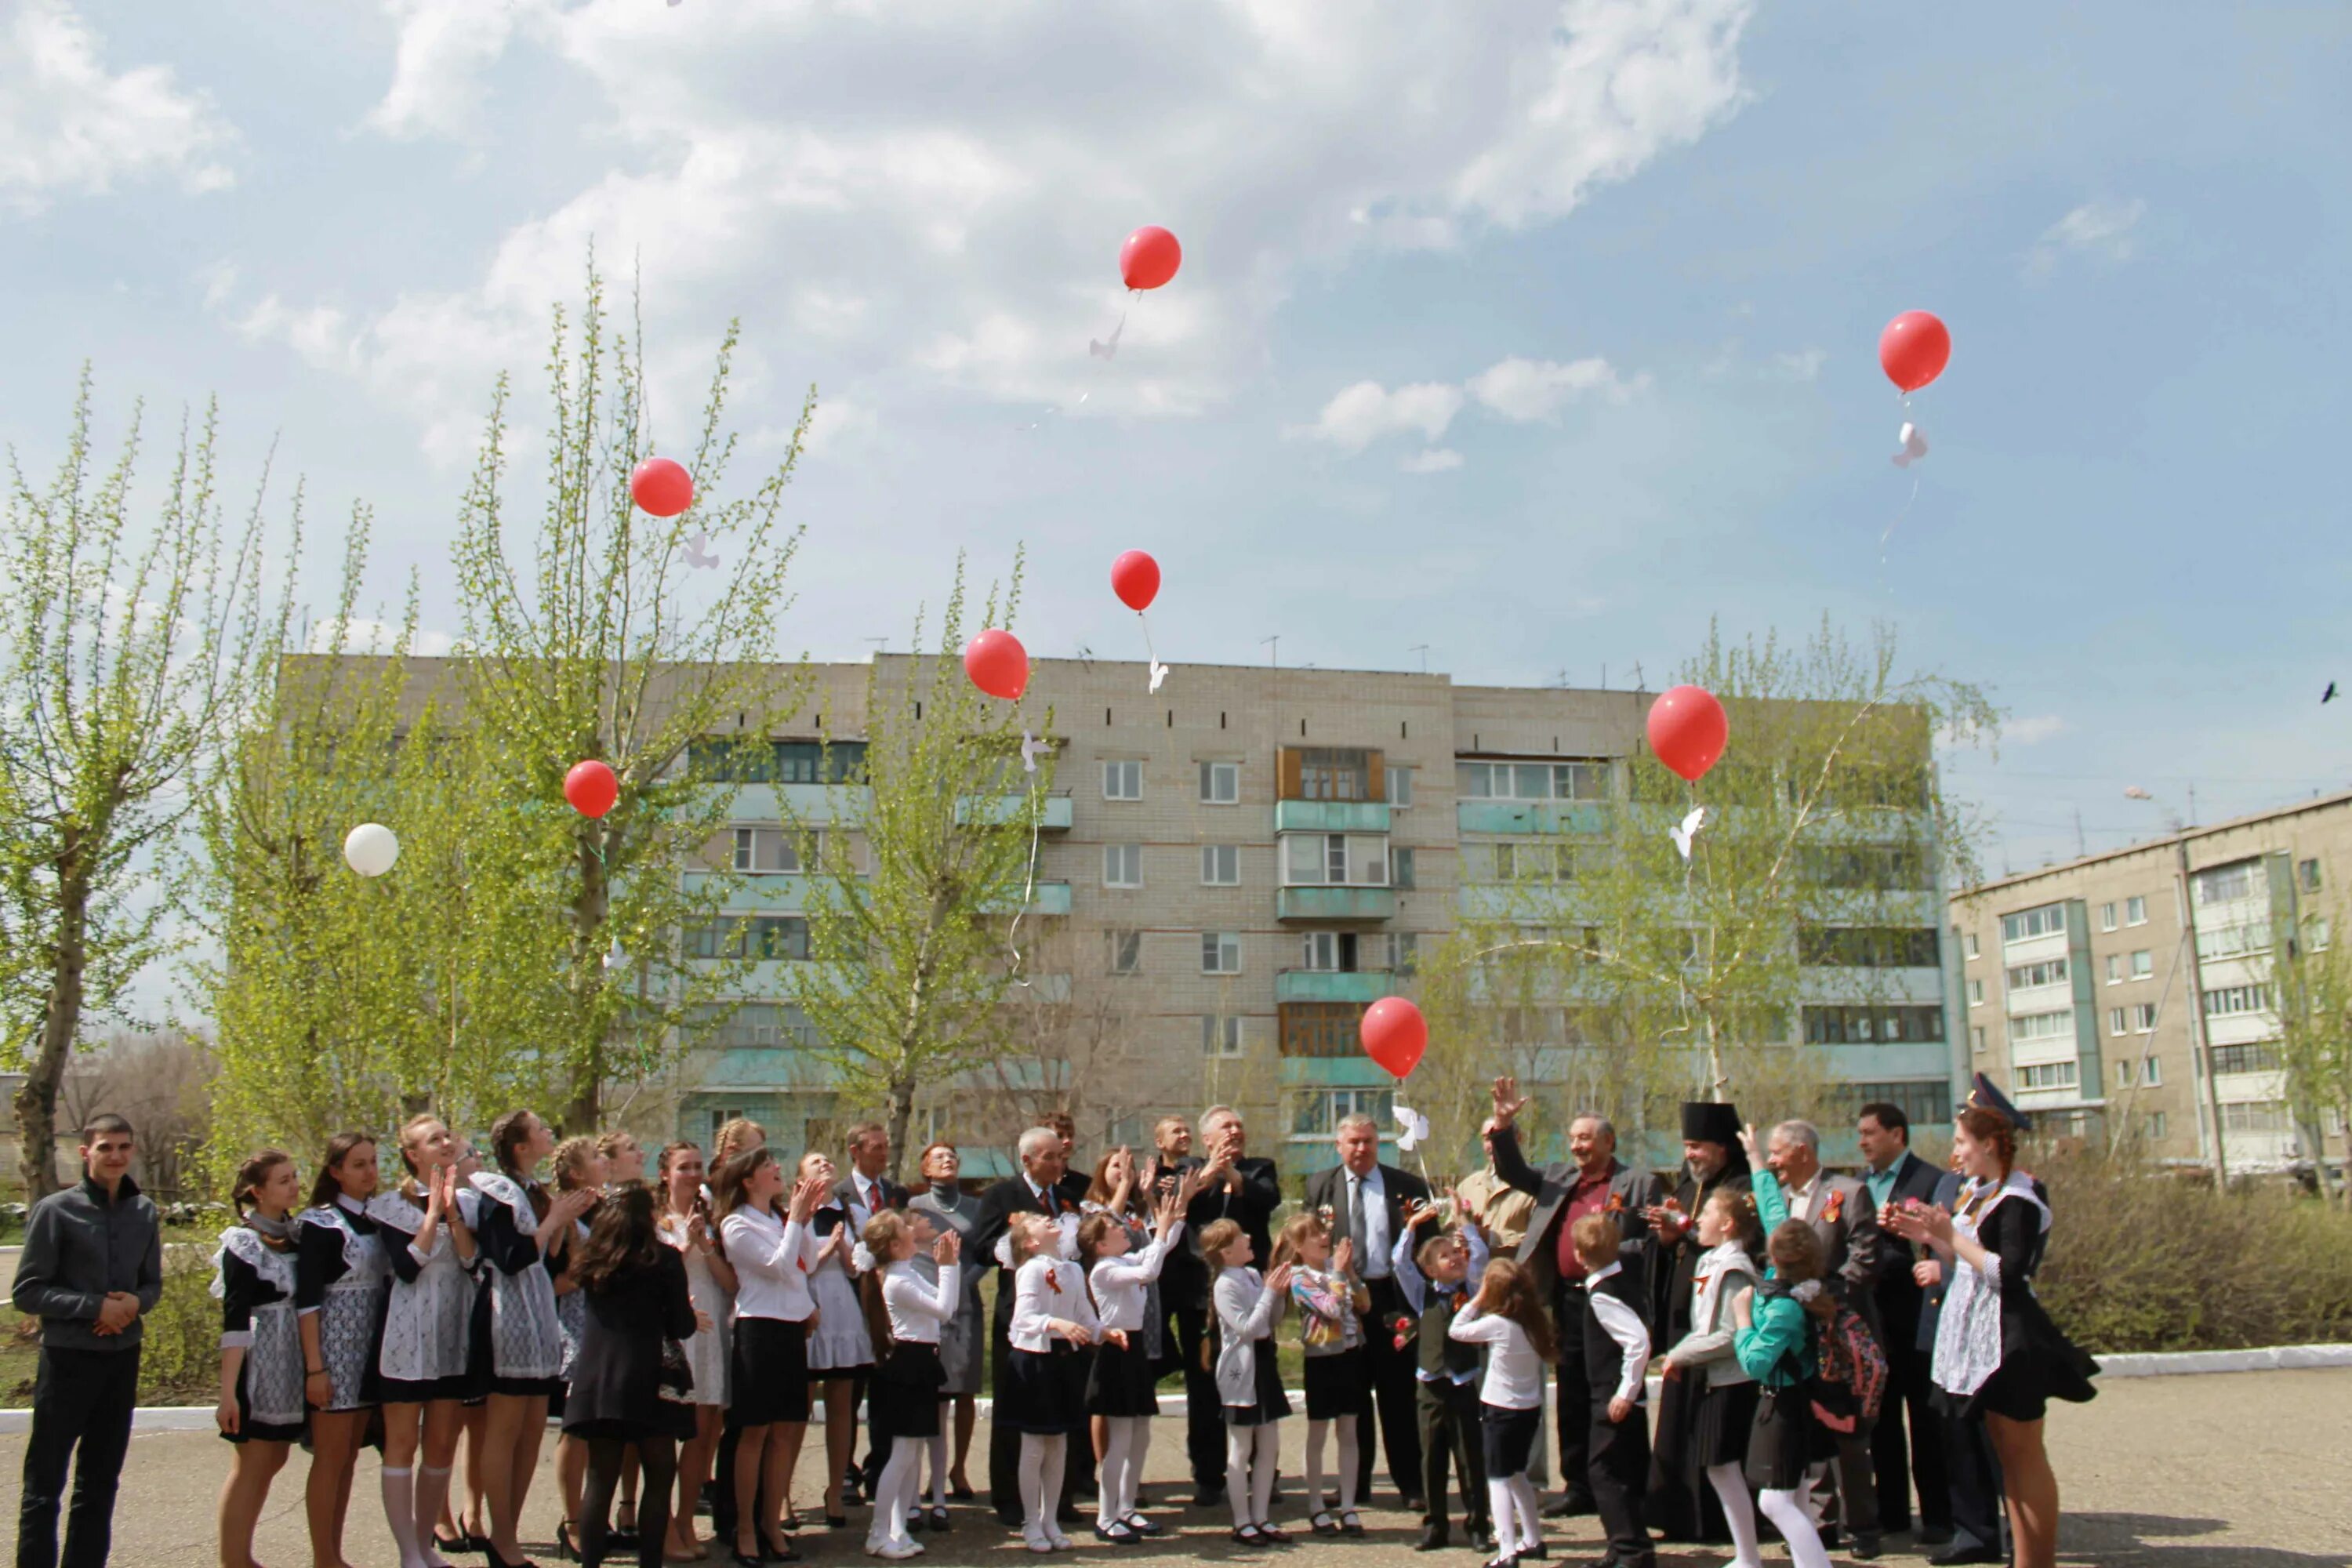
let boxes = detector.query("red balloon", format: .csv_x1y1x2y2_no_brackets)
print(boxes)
1110,550,1160,612
1647,685,1729,783
963,629,1029,702
1878,311,1951,394
1120,226,1181,291
1360,996,1428,1080
630,456,695,518
564,759,619,819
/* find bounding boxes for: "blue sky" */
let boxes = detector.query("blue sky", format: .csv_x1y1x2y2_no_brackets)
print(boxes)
4,0,2349,884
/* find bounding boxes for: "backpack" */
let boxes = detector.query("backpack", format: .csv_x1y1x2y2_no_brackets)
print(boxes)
1813,1302,1888,1424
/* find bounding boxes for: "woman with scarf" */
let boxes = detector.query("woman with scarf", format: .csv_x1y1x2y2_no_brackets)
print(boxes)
213,1149,307,1568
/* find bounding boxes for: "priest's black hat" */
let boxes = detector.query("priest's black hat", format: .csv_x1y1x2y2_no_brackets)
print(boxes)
1964,1071,2032,1133
1680,1101,1742,1146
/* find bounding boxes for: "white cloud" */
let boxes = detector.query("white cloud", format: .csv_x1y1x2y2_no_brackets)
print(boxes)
802,396,879,456
305,615,456,658
367,0,521,140
0,0,236,214
2024,198,2147,278
1399,448,1464,474
1292,381,1465,452
1467,355,1643,421
2007,713,2068,746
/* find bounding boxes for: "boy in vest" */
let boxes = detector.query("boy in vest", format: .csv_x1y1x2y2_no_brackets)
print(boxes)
1394,1200,1494,1552
1574,1213,1655,1568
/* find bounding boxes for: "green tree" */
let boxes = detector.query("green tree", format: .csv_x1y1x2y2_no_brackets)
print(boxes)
788,558,1054,1183
1,376,266,1199
2269,899,2352,1207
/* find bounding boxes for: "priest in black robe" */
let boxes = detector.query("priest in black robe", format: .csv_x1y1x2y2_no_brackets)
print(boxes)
1640,1100,1748,1543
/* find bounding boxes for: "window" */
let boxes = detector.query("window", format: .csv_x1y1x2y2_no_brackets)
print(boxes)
1454,760,1611,801
1386,767,1415,808
1283,833,1390,887
1103,844,1143,888
2009,1010,2074,1044
1288,1085,1394,1137
1388,932,1420,976
1200,844,1240,886
2126,895,2147,926
2143,1054,2163,1087
2194,862,2260,906
2108,1007,2126,1036
2220,1101,2288,1133
706,1107,750,1145
1279,1003,1367,1058
1198,761,1240,805
1836,1080,1954,1127
2197,920,2271,961
1300,932,1363,972
1800,845,1926,889
690,737,868,783
1461,841,1581,883
2131,949,2153,980
683,916,809,960
2099,902,2118,932
2017,1061,2078,1091
2299,858,2322,893
2000,904,2068,943
2147,1111,2168,1139
2005,957,2068,990
2309,916,2333,953
2106,955,2122,985
2116,1059,2134,1088
1392,847,1417,890
1201,1015,1243,1058
1968,979,1984,1007
731,826,804,874
1102,760,1143,801
2201,984,2273,1019
2210,1042,2282,1075
1106,930,1142,976
1800,927,1941,967
1802,1006,1948,1044
687,1002,818,1051
1971,1025,1987,1055
1202,931,1243,975
2131,1003,2158,1033
1298,748,1373,801
1965,932,1980,960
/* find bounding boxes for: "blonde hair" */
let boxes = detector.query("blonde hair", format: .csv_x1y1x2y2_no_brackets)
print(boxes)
1199,1218,1245,1274
1076,1211,1124,1262
713,1118,765,1165
860,1210,914,1351
1007,1212,1057,1265
1569,1211,1621,1268
552,1135,601,1191
1269,1210,1328,1272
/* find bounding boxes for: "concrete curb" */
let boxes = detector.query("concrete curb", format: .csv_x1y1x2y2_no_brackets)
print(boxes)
5,1343,2347,1435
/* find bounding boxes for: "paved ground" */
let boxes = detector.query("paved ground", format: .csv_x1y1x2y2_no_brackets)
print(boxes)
2,1370,2345,1567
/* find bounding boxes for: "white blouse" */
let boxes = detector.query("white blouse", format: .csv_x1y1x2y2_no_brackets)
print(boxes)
1087,1225,1181,1334
719,1206,816,1322
1009,1255,1098,1352
881,1258,960,1345
1449,1304,1545,1410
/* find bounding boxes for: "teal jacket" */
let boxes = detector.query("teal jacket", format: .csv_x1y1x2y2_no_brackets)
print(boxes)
1733,1291,1816,1389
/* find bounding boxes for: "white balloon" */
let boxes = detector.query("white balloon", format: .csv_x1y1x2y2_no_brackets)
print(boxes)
343,822,400,877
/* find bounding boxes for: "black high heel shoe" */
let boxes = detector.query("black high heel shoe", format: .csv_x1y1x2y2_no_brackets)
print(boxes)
485,1544,543,1568
554,1519,582,1562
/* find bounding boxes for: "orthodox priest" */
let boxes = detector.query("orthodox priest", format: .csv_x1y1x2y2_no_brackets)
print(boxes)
1640,1101,1749,1543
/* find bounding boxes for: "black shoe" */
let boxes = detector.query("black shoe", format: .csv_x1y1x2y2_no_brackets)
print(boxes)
1519,1545,1548,1560
1123,1514,1163,1537
1055,1505,1086,1526
1470,1524,1497,1552
995,1510,1025,1529
761,1535,802,1563
1541,1494,1595,1519
1851,1530,1884,1560
1415,1526,1450,1552
1341,1511,1366,1538
927,1506,950,1533
1232,1525,1270,1548
1310,1512,1341,1537
1399,1495,1426,1514
1093,1523,1144,1546
1192,1488,1228,1509
1928,1547,2005,1566
1917,1526,1957,1548
826,1514,850,1531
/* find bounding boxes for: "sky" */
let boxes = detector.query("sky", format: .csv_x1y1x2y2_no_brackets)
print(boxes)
4,0,2350,901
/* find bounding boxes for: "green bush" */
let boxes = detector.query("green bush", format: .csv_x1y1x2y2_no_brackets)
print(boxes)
2035,1145,2352,1353
135,1248,223,1404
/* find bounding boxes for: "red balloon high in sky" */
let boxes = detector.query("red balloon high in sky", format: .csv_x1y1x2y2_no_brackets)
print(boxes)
1878,311,1951,394
564,759,619,818
1120,226,1181,291
1647,685,1729,783
1360,996,1428,1080
1110,550,1160,612
964,630,1029,701
630,456,695,517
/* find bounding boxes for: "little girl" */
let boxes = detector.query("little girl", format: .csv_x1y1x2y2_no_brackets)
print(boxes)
1273,1212,1370,1537
1080,1184,1184,1544
1732,1221,1838,1568
1203,1218,1294,1547
1658,1185,1765,1568
1003,1213,1098,1553
1448,1256,1557,1568
858,1210,962,1560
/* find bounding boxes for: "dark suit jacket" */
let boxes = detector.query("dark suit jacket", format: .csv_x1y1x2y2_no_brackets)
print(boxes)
1777,1169,1885,1325
1866,1151,1945,1345
1181,1155,1281,1276
1488,1123,1665,1301
833,1171,909,1227
1300,1161,1431,1279
966,1174,1073,1335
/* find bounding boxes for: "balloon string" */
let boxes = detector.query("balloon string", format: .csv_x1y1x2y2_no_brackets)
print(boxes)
1005,808,1044,988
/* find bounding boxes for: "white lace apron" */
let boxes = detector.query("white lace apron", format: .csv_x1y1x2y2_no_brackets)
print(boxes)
368,1191,476,1386
212,1227,305,1428
470,1171,564,1381
1931,1172,2050,1398
300,1204,390,1410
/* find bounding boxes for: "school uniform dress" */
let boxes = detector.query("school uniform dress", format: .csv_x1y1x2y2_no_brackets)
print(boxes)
295,1194,390,1411
1733,1285,1825,1490
805,1205,875,1375
468,1171,566,1398
1661,1242,1760,1472
1931,1174,2099,1423
907,1189,985,1397
554,1214,593,1387
369,1189,479,1403
1212,1265,1290,1427
1084,1225,1180,1417
720,1203,817,1427
212,1224,307,1443
1290,1264,1372,1421
562,1247,701,1443
659,1213,732,1410
1446,1305,1544,1479
873,1258,961,1444
1002,1255,1097,1436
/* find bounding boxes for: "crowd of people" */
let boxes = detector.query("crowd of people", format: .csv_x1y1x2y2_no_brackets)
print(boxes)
9,1076,2098,1568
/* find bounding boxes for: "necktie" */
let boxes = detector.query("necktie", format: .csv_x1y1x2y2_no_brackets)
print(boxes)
867,1181,882,1213
1348,1176,1367,1259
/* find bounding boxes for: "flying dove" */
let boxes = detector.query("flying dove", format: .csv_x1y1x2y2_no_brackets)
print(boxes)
683,532,719,570
1090,314,1127,361
1891,421,1929,469
1020,731,1047,775
1669,805,1708,862
1149,661,1170,695
1392,1103,1430,1154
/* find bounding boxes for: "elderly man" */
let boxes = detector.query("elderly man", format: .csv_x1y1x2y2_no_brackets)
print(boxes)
1640,1101,1749,1544
1179,1105,1280,1507
1483,1076,1664,1519
1857,1102,1953,1548
1303,1112,1432,1511
968,1127,1083,1527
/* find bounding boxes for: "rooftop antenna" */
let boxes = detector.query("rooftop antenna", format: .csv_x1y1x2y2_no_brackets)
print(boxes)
862,637,887,660
1261,635,1280,669
1410,644,1429,673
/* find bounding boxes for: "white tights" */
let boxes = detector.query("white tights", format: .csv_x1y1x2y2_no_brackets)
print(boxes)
1758,1468,1834,1568
1303,1415,1359,1518
1018,1432,1069,1537
1095,1416,1152,1529
1224,1425,1279,1529
1704,1461,1764,1568
922,1414,951,1508
1483,1472,1542,1556
871,1436,923,1548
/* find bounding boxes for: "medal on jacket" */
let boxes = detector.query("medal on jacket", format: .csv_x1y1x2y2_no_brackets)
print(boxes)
1822,1191,1846,1225
1605,1192,1625,1214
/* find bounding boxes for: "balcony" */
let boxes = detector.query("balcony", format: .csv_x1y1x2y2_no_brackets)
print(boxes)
1455,800,1608,837
982,880,1073,916
956,792,1075,831
1275,800,1390,834
682,871,810,910
1277,886,1398,924
1276,968,1395,1005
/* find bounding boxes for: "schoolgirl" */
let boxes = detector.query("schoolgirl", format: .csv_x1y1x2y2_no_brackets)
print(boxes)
371,1114,481,1568
800,1150,875,1529
1002,1213,1099,1553
1448,1256,1557,1568
1657,1184,1766,1568
549,1135,610,1559
858,1210,963,1559
1730,1220,1838,1568
1079,1179,1186,1544
657,1141,739,1563
1203,1218,1293,1547
213,1149,306,1568
716,1148,823,1568
1272,1210,1370,1537
296,1131,390,1568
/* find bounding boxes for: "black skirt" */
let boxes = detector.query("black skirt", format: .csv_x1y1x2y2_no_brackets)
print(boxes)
871,1341,948,1444
729,1317,811,1428
220,1381,306,1447
1480,1403,1542,1478
1742,1385,1826,1491
379,1371,479,1406
1687,1377,1761,1470
1303,1347,1370,1421
1085,1335,1160,1418
1000,1345,1090,1436
1223,1343,1290,1428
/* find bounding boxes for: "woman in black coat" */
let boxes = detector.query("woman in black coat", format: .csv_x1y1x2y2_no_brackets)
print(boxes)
561,1182,703,1568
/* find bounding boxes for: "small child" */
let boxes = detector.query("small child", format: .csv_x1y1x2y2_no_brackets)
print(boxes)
1392,1195,1494,1552
1574,1214,1656,1568
1658,1185,1765,1568
1272,1211,1371,1537
1203,1218,1294,1547
858,1210,961,1560
1080,1184,1185,1544
1003,1214,1098,1553
1733,1220,1837,1568
1448,1256,1555,1567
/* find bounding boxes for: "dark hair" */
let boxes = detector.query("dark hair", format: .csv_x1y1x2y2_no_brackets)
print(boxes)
1076,1210,1125,1262
655,1142,703,1214
1702,1184,1763,1254
231,1149,296,1219
308,1132,376,1210
491,1109,539,1177
1765,1219,1837,1322
573,1183,662,1293
1477,1258,1559,1364
1858,1102,1911,1142
1955,1105,2016,1174
712,1146,778,1221
1083,1149,1143,1213
81,1113,134,1143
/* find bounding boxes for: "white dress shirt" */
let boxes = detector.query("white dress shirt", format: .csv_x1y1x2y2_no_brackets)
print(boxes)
881,1258,960,1345
1448,1304,1544,1410
1784,1174,1822,1223
1009,1255,1098,1352
1087,1225,1181,1333
720,1206,816,1322
1345,1167,1393,1279
1581,1260,1652,1404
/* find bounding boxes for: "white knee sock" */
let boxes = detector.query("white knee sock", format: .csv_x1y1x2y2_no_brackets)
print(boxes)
925,1420,950,1508
1249,1431,1278,1528
1127,1420,1152,1519
1335,1415,1360,1513
416,1466,456,1568
1019,1432,1051,1532
1706,1461,1763,1568
1505,1475,1541,1554
876,1439,921,1545
381,1465,425,1568
1040,1436,1069,1538
1304,1419,1330,1519
1486,1478,1519,1555
1225,1429,1256,1529
1759,1486,1833,1568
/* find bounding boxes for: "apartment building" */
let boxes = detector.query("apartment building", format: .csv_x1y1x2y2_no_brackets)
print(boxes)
1949,790,2352,1175
670,655,1963,1177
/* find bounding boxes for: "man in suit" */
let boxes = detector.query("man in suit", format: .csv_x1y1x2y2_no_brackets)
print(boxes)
1143,1116,1218,1508
1639,1100,1749,1544
1178,1106,1282,1507
837,1123,909,1500
1857,1102,1952,1548
1045,1110,1092,1207
1483,1076,1665,1519
1303,1112,1431,1511
1761,1118,1885,1558
967,1126,1083,1526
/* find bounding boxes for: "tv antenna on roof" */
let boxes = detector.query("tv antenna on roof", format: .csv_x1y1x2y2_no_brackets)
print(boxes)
863,637,887,659
1261,635,1280,669
1410,644,1430,673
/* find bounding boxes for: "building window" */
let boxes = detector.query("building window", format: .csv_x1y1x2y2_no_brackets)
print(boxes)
1202,931,1243,975
1964,932,1980,960
1386,767,1415,808
1103,844,1143,888
2146,1111,2167,1139
1972,1025,1987,1055
2017,1061,2078,1091
2108,1007,2125,1037
2116,1059,2134,1088
2143,1054,2163,1087
1198,761,1240,805
2000,904,2067,944
1283,833,1389,887
1392,847,1417,890
1968,979,1984,1007
2131,1003,2158,1033
2200,984,2273,1019
1279,1003,1367,1058
2099,902,2118,932
1200,844,1240,886
732,826,804,874
1102,760,1144,801
684,916,810,961
2309,916,2333,953
706,1106,751,1144
2131,949,2154,980
1298,748,1373,801
1802,1005,1948,1044
1202,1015,1243,1058
1461,841,1581,884
2299,857,2322,893
1300,931,1367,972
690,737,868,784
1106,930,1142,976
2220,1100,2288,1133
2197,920,2271,962
1836,1080,1954,1127
1454,760,1611,801
1388,932,1420,976
2194,862,2261,907
2106,955,2122,985
686,1003,818,1051
1288,1085,1394,1138
2209,1042,2282,1075
2005,957,2068,991
2009,1010,2073,1045
2125,895,2148,926
1801,927,1941,967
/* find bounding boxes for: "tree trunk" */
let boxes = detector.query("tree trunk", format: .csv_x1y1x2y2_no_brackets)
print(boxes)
886,1076,915,1187
563,822,614,1134
14,831,91,1203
